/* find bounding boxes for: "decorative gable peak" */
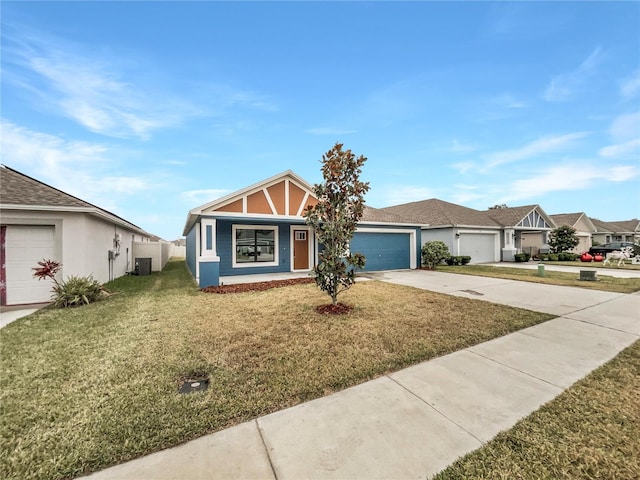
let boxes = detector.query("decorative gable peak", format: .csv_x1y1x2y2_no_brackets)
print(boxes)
200,170,318,217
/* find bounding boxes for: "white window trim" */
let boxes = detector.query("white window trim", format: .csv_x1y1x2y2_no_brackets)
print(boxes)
201,218,219,259
232,224,279,268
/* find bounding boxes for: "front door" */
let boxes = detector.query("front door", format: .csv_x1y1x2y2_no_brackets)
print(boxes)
293,229,309,270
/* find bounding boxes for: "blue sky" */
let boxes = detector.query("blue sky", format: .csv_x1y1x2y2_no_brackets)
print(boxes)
2,1,639,240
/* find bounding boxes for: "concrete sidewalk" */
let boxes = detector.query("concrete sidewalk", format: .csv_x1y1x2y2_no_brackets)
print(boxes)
82,272,639,480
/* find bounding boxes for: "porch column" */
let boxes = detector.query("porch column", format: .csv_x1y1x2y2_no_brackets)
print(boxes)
502,228,517,261
199,218,220,287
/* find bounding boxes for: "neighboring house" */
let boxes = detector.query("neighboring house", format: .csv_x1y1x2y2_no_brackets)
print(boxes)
381,199,555,262
549,213,597,253
183,170,422,288
0,165,153,305
590,218,640,245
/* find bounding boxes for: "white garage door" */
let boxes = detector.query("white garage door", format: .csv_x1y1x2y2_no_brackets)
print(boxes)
5,226,55,305
459,233,497,264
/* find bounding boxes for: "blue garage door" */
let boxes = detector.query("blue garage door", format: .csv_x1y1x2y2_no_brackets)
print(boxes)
350,232,411,271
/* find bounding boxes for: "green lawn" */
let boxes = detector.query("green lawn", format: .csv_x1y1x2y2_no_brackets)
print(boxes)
439,264,640,293
434,340,640,480
0,259,553,480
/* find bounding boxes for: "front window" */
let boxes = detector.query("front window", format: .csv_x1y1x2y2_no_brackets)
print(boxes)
233,226,278,266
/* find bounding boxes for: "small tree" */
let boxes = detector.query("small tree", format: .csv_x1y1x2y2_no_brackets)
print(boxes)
421,241,450,269
547,225,579,253
304,143,370,306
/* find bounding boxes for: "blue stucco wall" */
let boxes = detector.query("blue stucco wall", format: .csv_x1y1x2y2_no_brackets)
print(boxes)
185,224,197,279
217,219,299,276
199,260,220,288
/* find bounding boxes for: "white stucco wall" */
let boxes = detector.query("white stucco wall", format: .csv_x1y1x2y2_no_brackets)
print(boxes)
1,209,150,285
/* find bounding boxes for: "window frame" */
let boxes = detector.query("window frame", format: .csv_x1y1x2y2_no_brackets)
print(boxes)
232,224,279,268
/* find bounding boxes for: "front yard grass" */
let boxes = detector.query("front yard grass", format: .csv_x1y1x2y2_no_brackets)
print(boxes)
434,339,640,480
1,259,553,480
439,265,640,293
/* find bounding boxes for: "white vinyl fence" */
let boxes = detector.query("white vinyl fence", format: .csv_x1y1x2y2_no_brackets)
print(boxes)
133,241,185,272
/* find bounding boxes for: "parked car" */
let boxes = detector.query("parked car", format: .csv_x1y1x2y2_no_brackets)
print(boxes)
588,242,637,256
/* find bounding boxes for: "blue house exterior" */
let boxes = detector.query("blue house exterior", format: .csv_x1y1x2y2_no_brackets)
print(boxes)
183,170,421,288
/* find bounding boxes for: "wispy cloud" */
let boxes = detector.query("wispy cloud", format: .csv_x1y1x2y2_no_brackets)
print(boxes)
181,189,231,205
447,139,478,154
0,120,151,209
620,69,640,99
599,139,640,159
501,162,639,203
609,112,640,142
2,27,275,140
305,127,357,136
483,132,589,168
451,161,478,174
543,47,604,102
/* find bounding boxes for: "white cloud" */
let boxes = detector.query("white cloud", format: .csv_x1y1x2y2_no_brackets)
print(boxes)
543,47,603,102
501,162,639,202
0,120,151,207
620,69,640,99
599,138,640,159
181,189,231,205
451,161,477,174
609,112,640,142
483,132,588,168
448,139,478,154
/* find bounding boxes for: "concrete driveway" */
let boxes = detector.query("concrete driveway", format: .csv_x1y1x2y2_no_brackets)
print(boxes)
81,270,639,480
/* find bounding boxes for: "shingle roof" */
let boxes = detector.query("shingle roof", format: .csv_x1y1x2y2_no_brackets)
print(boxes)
486,205,540,227
549,213,583,228
381,198,500,227
590,217,639,233
0,165,147,234
609,219,640,232
1,165,95,208
361,205,418,224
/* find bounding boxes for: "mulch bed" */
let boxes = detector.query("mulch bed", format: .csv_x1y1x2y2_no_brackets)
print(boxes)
201,277,315,294
314,303,353,315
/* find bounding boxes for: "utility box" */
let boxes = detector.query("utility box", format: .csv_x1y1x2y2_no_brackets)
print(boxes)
135,257,152,276
580,270,598,281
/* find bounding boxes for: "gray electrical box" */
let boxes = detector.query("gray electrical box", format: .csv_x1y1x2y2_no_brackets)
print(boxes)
135,257,152,276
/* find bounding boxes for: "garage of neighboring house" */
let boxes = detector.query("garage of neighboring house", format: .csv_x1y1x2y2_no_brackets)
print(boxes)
0,165,154,306
1,225,55,305
457,231,499,264
350,230,412,271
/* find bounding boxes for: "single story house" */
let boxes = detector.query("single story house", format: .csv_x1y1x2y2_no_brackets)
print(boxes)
381,199,555,262
0,165,153,305
548,213,596,253
590,218,640,245
183,170,422,288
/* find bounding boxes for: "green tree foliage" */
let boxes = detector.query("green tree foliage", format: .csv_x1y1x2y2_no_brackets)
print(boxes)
548,225,580,253
421,241,451,269
304,143,370,305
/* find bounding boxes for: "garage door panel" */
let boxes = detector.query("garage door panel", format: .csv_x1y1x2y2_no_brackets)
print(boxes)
5,226,55,305
459,233,497,264
351,232,410,271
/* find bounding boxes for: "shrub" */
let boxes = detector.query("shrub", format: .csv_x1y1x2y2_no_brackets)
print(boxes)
446,256,464,265
514,253,527,262
548,253,559,261
461,256,471,265
51,275,108,308
421,241,450,269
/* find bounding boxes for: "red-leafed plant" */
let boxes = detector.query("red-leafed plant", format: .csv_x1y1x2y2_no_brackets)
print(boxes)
32,259,62,282
32,259,108,308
